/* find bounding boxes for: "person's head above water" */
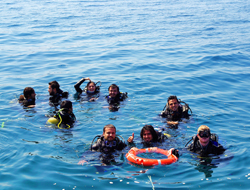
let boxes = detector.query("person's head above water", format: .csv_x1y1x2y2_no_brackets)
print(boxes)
197,125,211,146
23,87,36,100
86,81,96,93
103,124,116,142
60,100,73,112
140,125,158,142
167,95,180,112
108,84,120,98
48,81,60,95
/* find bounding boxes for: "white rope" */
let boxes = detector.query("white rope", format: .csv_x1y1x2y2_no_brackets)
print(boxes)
148,175,155,190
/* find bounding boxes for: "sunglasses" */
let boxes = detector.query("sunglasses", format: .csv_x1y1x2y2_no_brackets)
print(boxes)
198,130,210,138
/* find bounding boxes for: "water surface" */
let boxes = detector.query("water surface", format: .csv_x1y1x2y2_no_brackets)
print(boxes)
1,0,250,189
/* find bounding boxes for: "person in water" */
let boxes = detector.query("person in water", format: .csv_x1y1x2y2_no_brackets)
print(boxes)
74,77,101,101
48,81,68,106
78,124,133,165
51,100,76,129
106,84,127,110
160,95,191,126
127,125,166,144
127,125,179,157
140,125,166,144
19,87,36,107
186,125,225,157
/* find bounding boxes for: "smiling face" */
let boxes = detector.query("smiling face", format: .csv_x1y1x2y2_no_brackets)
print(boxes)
109,87,118,98
103,127,116,141
197,134,210,146
168,99,179,112
197,130,210,146
87,82,96,92
142,130,153,142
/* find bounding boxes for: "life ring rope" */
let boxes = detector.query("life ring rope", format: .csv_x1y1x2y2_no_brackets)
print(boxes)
126,147,178,166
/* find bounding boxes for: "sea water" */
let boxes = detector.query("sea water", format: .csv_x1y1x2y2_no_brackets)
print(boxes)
1,0,250,189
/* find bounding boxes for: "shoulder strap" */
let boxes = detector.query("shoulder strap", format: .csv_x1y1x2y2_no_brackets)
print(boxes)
162,103,169,111
116,135,125,144
185,135,197,147
95,81,102,93
90,135,102,151
179,99,192,114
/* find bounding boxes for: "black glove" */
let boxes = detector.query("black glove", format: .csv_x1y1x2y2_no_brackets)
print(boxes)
172,149,179,158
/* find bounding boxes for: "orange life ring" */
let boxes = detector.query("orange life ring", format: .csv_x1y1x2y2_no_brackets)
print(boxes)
126,147,178,166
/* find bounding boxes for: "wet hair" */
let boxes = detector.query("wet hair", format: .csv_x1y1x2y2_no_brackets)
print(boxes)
140,125,158,142
103,124,116,133
23,87,35,99
197,125,210,133
49,81,60,91
87,81,96,88
108,84,120,93
60,100,72,110
167,95,179,104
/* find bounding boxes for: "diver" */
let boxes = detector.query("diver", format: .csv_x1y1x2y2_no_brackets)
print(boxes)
19,87,36,107
127,125,179,157
140,124,166,145
105,84,128,111
74,77,101,101
160,95,191,127
49,100,76,129
186,125,225,157
48,81,68,107
78,124,133,165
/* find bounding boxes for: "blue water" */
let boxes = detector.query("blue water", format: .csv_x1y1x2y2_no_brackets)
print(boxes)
1,0,250,189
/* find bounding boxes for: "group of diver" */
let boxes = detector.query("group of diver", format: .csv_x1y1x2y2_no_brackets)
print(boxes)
19,77,226,165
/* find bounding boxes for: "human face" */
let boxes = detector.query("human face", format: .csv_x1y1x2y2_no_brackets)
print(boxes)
197,130,210,146
87,83,96,92
48,85,56,95
48,85,53,95
143,130,153,142
109,87,118,98
103,127,116,141
168,99,179,112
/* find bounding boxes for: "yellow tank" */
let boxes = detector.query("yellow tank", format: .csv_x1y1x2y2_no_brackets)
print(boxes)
47,117,59,125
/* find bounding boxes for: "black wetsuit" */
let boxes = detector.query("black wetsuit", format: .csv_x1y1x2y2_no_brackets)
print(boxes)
55,108,76,128
49,89,68,106
91,136,127,154
87,136,127,165
20,98,35,107
160,104,189,121
106,92,127,109
187,135,225,157
74,78,87,94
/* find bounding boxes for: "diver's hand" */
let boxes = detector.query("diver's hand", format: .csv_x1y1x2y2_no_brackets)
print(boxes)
167,121,179,125
171,149,179,158
89,98,96,102
127,133,134,143
78,160,88,165
84,77,91,81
